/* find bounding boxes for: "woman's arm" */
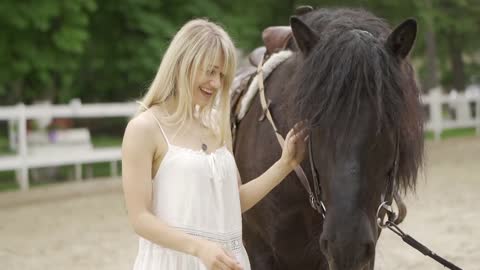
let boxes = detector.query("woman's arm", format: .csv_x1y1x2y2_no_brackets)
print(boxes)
122,115,242,270
237,122,309,213
238,160,292,213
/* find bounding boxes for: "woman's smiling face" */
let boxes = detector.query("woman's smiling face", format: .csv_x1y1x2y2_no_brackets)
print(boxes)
192,55,225,108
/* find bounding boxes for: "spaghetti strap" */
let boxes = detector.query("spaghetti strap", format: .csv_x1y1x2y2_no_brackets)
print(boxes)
149,112,171,145
136,101,171,145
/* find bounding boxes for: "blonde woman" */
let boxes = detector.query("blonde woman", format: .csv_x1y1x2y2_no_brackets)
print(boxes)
122,19,309,270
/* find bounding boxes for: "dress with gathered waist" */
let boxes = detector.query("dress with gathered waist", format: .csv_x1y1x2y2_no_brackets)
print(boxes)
133,111,251,270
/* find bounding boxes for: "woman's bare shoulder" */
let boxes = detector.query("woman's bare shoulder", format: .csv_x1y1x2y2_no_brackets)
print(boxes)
123,110,170,158
127,111,157,132
123,112,158,150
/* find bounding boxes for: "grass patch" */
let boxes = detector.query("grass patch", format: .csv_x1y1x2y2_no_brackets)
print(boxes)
83,162,120,178
0,135,14,154
0,172,18,191
0,162,120,192
91,136,122,147
425,127,477,140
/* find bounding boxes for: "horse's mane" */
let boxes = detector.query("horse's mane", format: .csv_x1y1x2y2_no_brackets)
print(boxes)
289,8,424,193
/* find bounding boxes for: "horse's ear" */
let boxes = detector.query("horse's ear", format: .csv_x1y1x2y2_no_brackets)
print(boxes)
386,18,417,59
290,16,318,55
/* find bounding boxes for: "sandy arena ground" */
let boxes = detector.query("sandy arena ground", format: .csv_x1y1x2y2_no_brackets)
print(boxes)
0,137,478,270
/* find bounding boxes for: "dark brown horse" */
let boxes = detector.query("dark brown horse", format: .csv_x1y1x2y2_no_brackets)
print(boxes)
232,8,424,270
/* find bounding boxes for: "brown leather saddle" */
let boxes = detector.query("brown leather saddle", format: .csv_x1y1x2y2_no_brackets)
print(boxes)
249,26,294,67
247,4,314,66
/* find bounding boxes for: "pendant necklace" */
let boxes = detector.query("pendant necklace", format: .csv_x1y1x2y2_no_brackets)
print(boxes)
199,125,209,152
194,104,208,152
199,129,209,152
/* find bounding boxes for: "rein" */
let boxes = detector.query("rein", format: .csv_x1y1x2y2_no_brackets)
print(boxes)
254,55,463,270
255,56,325,217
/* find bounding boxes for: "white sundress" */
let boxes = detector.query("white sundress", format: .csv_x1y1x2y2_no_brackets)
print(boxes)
132,112,251,270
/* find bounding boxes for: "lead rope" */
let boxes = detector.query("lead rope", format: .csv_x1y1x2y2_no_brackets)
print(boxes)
377,137,463,270
384,220,463,270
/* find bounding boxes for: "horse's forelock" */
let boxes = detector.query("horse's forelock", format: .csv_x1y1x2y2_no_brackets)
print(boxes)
288,8,424,193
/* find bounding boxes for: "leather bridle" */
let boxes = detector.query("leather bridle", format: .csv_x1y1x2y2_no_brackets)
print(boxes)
255,57,398,221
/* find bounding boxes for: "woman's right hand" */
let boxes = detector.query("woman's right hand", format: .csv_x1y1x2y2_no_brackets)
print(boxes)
195,239,243,270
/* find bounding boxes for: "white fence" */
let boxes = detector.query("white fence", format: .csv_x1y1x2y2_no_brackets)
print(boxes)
423,87,480,140
1,88,479,190
0,99,138,190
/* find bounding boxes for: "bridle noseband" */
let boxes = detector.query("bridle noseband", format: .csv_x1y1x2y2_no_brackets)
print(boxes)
308,130,401,223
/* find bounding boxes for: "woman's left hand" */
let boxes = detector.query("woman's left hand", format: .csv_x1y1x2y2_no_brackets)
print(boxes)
279,121,310,170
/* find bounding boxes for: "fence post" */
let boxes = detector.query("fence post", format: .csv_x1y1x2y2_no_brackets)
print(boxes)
71,98,84,181
75,164,82,181
476,95,480,135
8,119,16,151
455,91,471,124
70,98,82,114
110,161,118,177
430,88,443,141
16,103,29,190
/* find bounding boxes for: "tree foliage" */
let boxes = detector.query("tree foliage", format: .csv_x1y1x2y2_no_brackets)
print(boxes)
0,0,96,103
0,0,478,104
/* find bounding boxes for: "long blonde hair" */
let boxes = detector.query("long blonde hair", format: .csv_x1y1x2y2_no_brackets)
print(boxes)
137,18,237,144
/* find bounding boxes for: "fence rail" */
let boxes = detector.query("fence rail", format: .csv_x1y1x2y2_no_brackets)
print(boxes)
423,87,480,139
1,88,479,190
0,99,138,190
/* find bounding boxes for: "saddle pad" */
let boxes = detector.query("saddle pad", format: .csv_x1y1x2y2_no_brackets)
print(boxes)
237,50,293,120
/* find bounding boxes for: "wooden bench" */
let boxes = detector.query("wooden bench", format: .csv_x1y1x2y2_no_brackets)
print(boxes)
29,128,120,180
27,128,93,181
28,128,93,154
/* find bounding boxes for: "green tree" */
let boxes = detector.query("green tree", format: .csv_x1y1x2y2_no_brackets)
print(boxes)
74,0,232,102
0,0,478,103
73,0,175,102
432,0,480,90
0,0,96,104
